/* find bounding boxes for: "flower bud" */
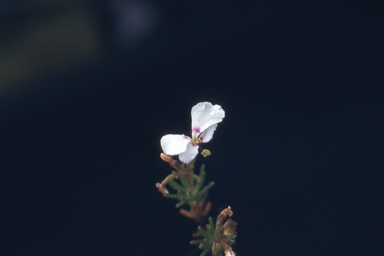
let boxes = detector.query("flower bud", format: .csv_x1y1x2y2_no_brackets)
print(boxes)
156,183,169,195
223,219,237,236
225,250,236,256
160,153,171,162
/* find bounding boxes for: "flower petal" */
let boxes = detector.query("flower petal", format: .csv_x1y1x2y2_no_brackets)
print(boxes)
160,134,191,155
191,102,225,137
179,142,199,163
199,124,217,143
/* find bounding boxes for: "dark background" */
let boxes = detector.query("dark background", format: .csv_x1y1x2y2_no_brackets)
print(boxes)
1,1,383,255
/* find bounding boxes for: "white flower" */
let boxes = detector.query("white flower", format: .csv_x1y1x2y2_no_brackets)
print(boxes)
160,102,225,164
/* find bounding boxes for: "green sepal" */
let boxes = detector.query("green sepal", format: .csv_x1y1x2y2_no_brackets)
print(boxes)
214,223,223,240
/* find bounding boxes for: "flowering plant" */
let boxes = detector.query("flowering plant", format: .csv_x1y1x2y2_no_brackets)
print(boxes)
160,102,225,163
157,102,237,256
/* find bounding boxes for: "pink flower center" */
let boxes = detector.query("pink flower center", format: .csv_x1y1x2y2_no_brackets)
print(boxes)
192,127,200,134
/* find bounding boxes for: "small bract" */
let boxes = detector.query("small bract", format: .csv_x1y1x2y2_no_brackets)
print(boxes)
161,102,225,163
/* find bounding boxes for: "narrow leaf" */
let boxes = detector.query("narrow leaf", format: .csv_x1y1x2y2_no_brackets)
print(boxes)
208,217,215,237
200,246,211,256
198,181,215,197
167,180,185,191
164,193,181,199
190,239,205,245
179,177,189,188
198,226,209,238
176,200,186,208
195,167,206,191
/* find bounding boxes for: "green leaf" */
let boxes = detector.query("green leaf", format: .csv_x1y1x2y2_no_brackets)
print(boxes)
164,193,181,199
198,243,208,249
195,166,206,191
198,181,215,197
167,180,185,191
208,217,215,237
176,200,186,208
200,164,206,175
190,239,205,245
190,175,195,186
198,226,209,238
179,177,189,189
200,246,211,256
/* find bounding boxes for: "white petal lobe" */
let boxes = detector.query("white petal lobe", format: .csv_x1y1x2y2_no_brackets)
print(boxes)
191,102,225,135
179,142,199,163
160,134,191,155
200,124,217,143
